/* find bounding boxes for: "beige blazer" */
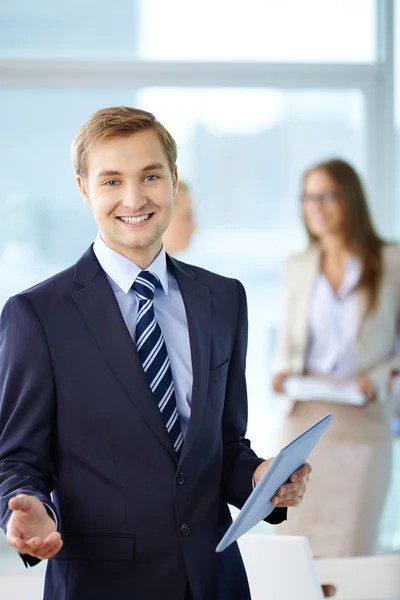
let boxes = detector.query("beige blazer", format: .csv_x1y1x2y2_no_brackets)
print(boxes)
273,243,400,411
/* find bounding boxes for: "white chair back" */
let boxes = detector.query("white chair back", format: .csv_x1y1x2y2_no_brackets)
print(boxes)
238,534,323,600
315,554,400,599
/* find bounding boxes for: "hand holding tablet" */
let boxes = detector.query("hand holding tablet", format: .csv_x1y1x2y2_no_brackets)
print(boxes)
216,413,333,552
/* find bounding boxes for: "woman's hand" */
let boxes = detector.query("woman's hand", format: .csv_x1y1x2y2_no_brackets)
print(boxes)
356,373,376,403
272,372,289,394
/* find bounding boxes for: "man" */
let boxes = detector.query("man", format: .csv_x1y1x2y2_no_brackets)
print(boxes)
0,107,310,600
163,179,197,256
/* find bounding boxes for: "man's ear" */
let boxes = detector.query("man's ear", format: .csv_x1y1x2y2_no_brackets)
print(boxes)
172,166,179,199
77,176,91,207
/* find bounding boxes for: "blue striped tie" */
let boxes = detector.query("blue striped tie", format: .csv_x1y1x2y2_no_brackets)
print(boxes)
132,271,183,456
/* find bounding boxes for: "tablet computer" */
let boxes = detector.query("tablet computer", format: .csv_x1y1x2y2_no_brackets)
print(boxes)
216,413,333,553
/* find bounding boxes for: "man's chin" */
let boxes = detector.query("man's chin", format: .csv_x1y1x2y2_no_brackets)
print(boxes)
115,233,163,253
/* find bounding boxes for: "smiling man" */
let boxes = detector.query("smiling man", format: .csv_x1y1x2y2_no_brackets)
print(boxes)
0,107,311,600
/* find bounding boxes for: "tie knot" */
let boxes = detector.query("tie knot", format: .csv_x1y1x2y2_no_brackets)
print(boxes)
132,271,159,300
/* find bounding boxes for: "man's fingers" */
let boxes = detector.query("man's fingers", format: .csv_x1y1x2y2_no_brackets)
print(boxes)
8,535,25,550
280,497,303,508
23,536,43,553
40,532,61,545
25,532,61,550
277,475,308,497
274,490,305,507
6,525,27,550
15,534,63,559
43,532,62,546
31,539,62,560
7,522,61,550
290,462,312,482
277,488,305,503
8,494,31,512
270,462,311,507
273,482,307,505
36,539,63,560
21,538,48,556
6,529,21,545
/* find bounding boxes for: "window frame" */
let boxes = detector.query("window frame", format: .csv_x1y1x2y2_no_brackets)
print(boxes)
0,1,395,235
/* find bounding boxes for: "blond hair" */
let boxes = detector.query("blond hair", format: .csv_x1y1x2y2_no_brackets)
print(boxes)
71,106,177,179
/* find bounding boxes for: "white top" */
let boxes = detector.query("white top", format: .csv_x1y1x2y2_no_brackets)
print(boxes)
305,257,361,378
93,234,193,436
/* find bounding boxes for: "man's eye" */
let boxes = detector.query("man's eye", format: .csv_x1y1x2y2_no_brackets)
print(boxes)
144,175,158,182
105,180,118,186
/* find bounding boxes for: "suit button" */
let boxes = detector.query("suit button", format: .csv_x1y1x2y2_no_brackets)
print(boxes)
177,472,185,485
180,523,190,536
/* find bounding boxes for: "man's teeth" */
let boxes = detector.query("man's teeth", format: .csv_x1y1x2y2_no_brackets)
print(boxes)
120,215,150,224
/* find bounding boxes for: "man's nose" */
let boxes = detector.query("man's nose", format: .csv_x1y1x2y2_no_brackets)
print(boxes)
122,185,147,212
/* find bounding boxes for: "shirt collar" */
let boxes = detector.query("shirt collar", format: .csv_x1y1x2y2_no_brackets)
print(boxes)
93,233,169,295
337,256,361,299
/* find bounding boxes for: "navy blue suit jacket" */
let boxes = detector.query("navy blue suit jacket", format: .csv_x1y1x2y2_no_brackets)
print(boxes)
0,247,286,600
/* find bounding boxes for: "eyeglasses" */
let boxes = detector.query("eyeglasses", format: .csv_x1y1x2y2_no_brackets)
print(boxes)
300,191,341,204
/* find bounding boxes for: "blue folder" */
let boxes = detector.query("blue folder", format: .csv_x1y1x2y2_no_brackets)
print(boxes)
216,413,333,553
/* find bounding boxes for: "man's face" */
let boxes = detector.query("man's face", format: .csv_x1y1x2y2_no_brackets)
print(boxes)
77,129,177,264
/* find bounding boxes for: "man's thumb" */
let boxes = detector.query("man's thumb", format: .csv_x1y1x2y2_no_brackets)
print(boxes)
9,494,32,512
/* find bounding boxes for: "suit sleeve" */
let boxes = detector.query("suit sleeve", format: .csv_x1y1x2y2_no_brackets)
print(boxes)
366,248,400,402
0,295,58,545
221,280,286,524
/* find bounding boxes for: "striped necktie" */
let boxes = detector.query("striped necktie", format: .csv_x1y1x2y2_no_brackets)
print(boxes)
132,271,183,456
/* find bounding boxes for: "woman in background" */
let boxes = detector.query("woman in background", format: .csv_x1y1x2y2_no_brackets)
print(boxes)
272,158,400,557
163,179,196,256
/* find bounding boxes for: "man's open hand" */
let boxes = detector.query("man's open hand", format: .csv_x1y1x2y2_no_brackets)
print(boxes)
6,494,63,560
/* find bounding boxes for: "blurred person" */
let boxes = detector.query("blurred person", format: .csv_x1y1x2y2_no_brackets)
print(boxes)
272,158,400,558
163,179,196,256
0,106,311,600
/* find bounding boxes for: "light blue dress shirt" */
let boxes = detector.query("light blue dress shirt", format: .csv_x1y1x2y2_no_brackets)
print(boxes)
93,234,193,436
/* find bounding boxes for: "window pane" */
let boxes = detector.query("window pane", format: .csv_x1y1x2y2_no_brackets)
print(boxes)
0,0,376,61
138,0,376,63
0,0,140,57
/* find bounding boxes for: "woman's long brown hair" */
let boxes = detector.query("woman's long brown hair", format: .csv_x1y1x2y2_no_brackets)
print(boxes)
303,158,386,314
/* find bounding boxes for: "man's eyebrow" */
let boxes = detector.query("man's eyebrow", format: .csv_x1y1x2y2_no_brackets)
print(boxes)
96,170,123,179
96,164,166,179
141,162,166,173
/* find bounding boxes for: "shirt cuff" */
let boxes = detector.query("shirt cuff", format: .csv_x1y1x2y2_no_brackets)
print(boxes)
44,503,58,530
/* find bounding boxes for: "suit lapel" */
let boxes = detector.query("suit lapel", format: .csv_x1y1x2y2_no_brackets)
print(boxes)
354,289,368,340
168,257,211,463
72,247,176,460
292,246,320,364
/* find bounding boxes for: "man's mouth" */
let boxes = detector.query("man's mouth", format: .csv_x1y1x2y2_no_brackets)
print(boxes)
117,215,152,225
